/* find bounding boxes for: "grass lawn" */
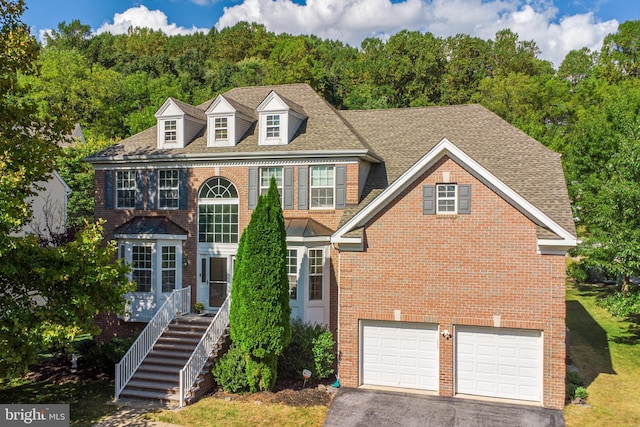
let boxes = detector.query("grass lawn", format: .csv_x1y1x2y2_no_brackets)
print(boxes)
0,377,120,427
565,283,640,426
148,396,329,427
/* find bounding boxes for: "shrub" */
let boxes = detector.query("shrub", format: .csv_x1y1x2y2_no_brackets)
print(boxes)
567,262,589,283
596,290,640,317
81,335,137,378
574,386,589,400
566,370,584,402
212,342,249,393
278,319,335,381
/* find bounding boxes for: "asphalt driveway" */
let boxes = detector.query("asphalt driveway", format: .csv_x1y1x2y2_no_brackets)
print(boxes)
324,388,565,427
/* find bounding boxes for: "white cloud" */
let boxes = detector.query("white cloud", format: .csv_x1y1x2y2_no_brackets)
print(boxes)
96,5,208,36
215,0,619,68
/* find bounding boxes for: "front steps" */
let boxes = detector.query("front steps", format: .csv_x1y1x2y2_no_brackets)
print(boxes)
118,314,228,405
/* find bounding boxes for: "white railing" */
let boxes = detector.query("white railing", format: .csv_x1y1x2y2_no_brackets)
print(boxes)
179,295,230,407
115,287,191,401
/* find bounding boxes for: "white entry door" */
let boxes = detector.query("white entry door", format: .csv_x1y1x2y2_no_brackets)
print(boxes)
456,326,542,402
361,321,439,391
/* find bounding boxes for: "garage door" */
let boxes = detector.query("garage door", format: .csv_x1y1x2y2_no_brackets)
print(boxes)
456,326,542,402
361,321,439,391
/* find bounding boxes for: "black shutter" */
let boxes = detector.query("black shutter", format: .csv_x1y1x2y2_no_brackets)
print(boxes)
105,170,114,209
335,165,346,209
423,185,435,215
458,184,471,214
148,169,157,210
283,167,294,210
297,166,308,210
248,167,258,209
178,169,188,210
135,170,144,210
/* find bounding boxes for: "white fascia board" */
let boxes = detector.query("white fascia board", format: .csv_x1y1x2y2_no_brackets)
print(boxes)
87,149,382,165
286,236,331,244
332,137,576,245
52,170,72,195
537,239,578,255
114,233,188,241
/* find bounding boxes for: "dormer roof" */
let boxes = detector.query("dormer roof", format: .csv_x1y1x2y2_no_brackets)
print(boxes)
205,94,255,121
257,91,306,118
155,97,207,122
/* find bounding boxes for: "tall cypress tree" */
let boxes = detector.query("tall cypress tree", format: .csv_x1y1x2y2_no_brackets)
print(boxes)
230,177,291,391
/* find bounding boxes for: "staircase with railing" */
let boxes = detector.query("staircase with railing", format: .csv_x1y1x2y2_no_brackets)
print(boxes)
114,288,231,407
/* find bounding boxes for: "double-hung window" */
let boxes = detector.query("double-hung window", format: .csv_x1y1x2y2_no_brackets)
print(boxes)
266,114,280,138
164,120,177,143
159,169,179,209
214,117,228,140
198,177,239,243
309,249,323,300
132,245,153,293
260,167,283,199
161,246,177,293
437,184,457,214
310,166,334,209
287,249,298,300
116,170,136,209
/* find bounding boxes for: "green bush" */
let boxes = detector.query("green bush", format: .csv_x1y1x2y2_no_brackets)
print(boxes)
81,335,137,378
566,370,584,401
278,319,335,381
567,262,588,283
212,342,249,393
574,386,589,400
596,290,640,317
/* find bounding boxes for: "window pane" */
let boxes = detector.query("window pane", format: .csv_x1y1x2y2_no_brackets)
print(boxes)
436,183,457,214
116,170,136,209
308,249,323,300
132,245,152,292
165,120,177,142
287,249,297,300
215,117,228,139
266,114,280,138
310,166,334,208
159,169,179,209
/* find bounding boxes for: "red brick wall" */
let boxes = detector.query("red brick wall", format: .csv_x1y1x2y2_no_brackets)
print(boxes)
93,162,358,336
336,157,567,409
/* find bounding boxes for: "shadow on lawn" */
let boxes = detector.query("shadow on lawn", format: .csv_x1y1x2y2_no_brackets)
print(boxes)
566,299,615,386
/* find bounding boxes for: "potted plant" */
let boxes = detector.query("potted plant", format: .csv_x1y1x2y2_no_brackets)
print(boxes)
194,302,205,314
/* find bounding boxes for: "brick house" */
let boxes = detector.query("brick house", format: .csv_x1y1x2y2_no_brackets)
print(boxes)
86,83,576,408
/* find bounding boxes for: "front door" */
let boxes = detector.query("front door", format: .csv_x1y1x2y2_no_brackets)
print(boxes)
208,257,228,308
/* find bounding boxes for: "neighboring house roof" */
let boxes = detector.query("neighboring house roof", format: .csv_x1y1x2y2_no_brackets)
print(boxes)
86,83,575,243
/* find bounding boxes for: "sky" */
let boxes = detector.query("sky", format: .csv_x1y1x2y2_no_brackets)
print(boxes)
21,0,640,68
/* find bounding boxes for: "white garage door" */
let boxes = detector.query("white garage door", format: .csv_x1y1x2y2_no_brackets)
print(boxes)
456,326,542,402
361,321,439,391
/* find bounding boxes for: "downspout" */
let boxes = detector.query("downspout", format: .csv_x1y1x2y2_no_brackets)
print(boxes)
334,242,341,383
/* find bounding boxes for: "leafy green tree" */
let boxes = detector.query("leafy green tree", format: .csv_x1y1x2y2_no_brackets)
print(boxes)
57,137,116,228
230,178,291,392
0,0,72,247
598,20,640,81
43,19,91,52
0,221,134,378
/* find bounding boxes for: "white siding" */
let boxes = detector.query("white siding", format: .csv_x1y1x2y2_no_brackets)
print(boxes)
358,160,371,199
184,117,205,145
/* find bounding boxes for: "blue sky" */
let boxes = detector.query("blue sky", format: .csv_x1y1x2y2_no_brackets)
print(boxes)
22,0,640,67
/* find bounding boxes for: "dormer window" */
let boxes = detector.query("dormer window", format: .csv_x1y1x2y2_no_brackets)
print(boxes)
164,120,177,144
257,91,306,146
214,117,228,140
266,115,280,138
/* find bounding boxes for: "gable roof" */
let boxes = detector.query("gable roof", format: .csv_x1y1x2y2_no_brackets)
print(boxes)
88,84,375,161
86,84,575,243
337,104,576,242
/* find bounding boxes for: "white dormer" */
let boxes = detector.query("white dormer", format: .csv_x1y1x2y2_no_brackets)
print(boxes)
256,91,306,146
205,95,254,147
154,98,206,149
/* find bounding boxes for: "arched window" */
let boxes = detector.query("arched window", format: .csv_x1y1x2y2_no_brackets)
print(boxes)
198,177,239,243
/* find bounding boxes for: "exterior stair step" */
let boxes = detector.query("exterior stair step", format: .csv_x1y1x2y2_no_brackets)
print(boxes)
126,379,179,393
131,371,178,383
143,356,187,366
119,388,180,403
147,349,193,359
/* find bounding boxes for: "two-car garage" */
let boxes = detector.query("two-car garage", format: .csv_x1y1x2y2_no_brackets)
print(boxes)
360,321,542,403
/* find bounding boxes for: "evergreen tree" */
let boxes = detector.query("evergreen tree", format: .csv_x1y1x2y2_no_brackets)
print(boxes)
230,177,291,391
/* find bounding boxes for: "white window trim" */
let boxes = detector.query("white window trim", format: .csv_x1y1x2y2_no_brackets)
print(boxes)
436,183,457,215
158,169,179,210
308,247,324,301
310,165,336,210
161,245,178,294
287,248,299,301
265,114,280,139
214,117,229,142
119,239,183,294
116,170,136,209
164,119,177,144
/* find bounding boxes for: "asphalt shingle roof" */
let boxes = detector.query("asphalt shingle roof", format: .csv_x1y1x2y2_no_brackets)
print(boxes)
87,83,575,239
